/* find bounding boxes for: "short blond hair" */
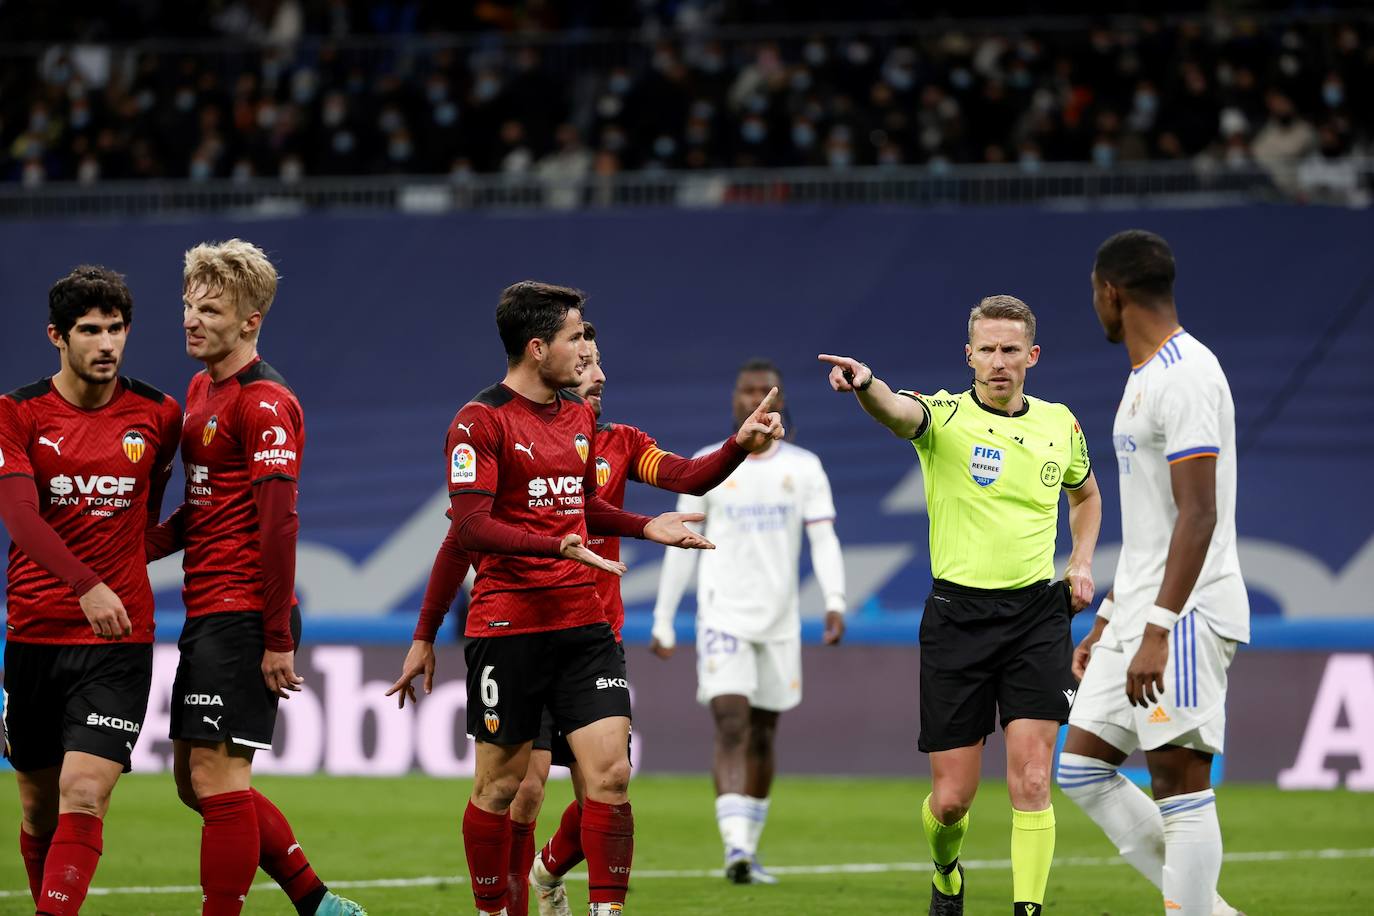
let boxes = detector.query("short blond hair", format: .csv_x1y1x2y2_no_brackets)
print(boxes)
968,294,1036,344
183,239,279,319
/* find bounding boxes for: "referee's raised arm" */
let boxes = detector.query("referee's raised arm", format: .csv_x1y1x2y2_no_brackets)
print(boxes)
817,353,929,440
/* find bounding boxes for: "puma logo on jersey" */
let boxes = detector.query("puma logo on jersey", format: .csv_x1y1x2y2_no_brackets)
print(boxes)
38,435,64,454
202,715,223,730
457,422,474,435
259,400,280,416
514,442,535,458
286,843,301,856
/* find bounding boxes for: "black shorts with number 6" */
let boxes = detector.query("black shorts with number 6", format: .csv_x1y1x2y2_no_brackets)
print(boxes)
466,622,630,746
918,578,1075,753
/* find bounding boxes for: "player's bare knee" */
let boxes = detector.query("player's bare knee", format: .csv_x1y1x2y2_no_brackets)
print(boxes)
57,772,113,817
589,758,632,798
187,760,235,801
511,774,546,820
473,772,522,810
1149,769,1188,800
714,713,749,749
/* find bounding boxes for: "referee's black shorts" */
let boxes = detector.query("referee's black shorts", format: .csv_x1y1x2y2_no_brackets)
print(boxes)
917,578,1075,753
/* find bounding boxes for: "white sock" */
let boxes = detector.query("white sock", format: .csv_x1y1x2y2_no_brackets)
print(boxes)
531,853,561,888
715,793,753,854
588,905,623,915
1159,789,1222,916
1057,753,1165,889
744,795,770,854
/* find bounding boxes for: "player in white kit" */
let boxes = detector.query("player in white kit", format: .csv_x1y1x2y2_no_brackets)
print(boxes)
651,359,846,885
1058,230,1247,916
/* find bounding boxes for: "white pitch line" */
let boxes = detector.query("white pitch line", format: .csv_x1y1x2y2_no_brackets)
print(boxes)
2,847,1370,899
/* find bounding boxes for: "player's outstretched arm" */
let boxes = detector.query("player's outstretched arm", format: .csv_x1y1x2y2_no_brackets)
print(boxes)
643,512,714,550
817,354,927,439
559,533,627,576
735,385,786,452
386,640,437,709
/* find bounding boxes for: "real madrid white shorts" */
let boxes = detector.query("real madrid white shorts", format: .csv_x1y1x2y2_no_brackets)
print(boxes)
1069,609,1238,755
695,624,801,713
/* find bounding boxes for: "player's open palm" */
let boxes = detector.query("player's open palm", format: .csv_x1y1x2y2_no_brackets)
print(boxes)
560,533,628,576
262,649,305,698
644,512,715,550
735,386,785,452
386,639,436,708
79,582,132,640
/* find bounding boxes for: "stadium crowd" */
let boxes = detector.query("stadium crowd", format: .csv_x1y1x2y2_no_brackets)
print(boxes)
1,2,1370,200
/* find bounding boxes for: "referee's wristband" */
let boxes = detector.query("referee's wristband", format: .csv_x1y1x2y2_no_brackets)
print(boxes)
854,365,874,392
844,363,874,392
1145,604,1180,632
1095,597,1115,622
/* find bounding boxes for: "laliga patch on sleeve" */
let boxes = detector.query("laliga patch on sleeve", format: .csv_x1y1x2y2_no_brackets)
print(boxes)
451,443,477,484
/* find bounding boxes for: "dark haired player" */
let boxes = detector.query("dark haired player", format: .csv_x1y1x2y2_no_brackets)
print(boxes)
388,319,782,915
0,266,181,915
1059,230,1247,916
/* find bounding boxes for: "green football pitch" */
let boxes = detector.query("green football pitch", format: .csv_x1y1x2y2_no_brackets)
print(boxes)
2,774,1370,914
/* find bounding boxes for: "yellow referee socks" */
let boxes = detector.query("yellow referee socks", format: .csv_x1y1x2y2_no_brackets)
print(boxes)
1011,804,1056,911
922,794,969,896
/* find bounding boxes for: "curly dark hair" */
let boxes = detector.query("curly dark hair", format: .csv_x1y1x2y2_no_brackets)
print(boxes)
49,265,133,339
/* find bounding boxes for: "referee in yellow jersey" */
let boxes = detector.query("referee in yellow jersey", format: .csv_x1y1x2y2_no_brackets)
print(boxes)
820,295,1102,916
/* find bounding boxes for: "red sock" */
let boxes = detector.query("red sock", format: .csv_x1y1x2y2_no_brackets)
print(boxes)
20,828,52,905
35,813,102,916
507,817,537,916
581,799,633,905
541,801,585,878
200,790,260,916
463,801,511,914
252,789,326,908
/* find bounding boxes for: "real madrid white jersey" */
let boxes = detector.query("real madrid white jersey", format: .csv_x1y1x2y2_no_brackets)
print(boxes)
674,440,837,642
1108,329,1249,644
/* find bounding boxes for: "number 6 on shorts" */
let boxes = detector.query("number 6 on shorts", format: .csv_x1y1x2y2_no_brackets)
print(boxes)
481,665,500,706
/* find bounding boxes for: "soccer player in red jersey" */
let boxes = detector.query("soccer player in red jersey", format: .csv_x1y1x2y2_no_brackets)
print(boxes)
0,266,181,916
388,320,782,915
389,282,747,916
146,240,365,916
